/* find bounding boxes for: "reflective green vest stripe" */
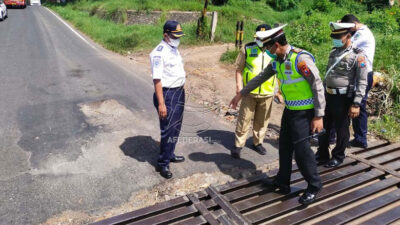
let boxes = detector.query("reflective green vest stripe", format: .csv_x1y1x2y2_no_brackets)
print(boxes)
243,44,275,95
274,50,314,110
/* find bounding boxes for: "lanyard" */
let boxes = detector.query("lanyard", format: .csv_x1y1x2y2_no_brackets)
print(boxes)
325,49,351,77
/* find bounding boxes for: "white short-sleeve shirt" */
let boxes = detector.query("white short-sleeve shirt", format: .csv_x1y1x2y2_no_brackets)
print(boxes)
352,25,375,72
150,40,186,88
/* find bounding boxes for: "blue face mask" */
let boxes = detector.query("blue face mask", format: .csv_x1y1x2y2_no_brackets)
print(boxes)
266,49,277,60
332,38,344,48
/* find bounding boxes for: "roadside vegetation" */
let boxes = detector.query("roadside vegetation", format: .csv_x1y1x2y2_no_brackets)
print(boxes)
46,0,400,141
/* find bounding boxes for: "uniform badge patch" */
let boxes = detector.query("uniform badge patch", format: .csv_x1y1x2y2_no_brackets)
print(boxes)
153,56,161,68
250,48,258,57
358,56,366,68
354,33,360,41
284,61,293,75
157,45,164,52
298,61,311,76
272,61,277,71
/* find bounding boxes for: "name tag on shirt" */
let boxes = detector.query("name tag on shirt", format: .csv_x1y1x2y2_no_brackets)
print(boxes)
153,56,161,68
284,61,293,75
250,48,258,57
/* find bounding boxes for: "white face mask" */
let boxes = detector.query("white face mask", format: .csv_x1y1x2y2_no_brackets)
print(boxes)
169,38,180,48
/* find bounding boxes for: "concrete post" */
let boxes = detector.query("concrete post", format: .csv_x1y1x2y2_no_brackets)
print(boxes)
210,11,218,42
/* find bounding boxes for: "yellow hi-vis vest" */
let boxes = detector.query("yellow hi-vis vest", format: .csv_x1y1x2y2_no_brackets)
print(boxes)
243,43,276,95
272,48,314,110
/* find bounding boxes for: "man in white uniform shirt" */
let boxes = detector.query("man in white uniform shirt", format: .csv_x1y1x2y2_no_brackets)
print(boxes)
150,20,186,179
341,14,375,148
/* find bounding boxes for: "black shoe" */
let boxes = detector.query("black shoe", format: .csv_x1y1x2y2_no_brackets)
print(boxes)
315,153,330,164
170,155,185,163
262,178,291,194
324,158,342,168
231,147,242,159
298,190,319,205
253,144,267,155
348,139,368,148
156,166,173,179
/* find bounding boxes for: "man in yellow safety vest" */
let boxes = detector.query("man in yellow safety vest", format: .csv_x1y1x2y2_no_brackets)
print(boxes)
232,24,277,159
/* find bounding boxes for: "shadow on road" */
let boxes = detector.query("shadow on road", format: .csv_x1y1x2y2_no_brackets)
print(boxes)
188,152,262,179
196,127,280,152
196,129,234,152
120,136,159,169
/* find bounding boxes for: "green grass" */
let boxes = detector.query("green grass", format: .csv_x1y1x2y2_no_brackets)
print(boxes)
220,48,238,64
45,0,400,141
370,107,400,142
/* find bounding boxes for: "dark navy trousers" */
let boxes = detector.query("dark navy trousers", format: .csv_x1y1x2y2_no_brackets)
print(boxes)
277,108,322,193
329,72,373,146
153,87,185,168
352,72,373,145
318,94,353,162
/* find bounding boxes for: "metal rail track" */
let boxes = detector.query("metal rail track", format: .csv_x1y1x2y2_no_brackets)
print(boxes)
92,141,400,225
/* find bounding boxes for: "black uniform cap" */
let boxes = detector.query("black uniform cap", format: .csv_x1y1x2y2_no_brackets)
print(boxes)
163,20,184,38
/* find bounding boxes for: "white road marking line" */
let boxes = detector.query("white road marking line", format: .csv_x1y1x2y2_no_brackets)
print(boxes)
44,7,96,50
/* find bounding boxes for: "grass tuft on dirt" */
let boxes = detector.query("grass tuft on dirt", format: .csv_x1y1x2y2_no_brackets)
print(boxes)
220,48,239,64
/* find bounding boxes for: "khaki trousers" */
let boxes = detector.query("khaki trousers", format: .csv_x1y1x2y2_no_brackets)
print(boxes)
235,95,273,147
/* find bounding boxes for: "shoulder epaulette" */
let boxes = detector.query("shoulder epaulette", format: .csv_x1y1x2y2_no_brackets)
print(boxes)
353,47,362,54
291,48,303,53
245,42,257,48
156,45,164,52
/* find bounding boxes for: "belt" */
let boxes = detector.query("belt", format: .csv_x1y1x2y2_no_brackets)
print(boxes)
163,86,184,91
326,87,347,95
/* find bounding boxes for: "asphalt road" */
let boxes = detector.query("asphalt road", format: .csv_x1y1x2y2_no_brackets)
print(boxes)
0,6,279,224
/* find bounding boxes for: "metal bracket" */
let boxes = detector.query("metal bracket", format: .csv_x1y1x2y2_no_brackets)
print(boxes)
206,185,251,225
187,193,220,225
347,153,400,180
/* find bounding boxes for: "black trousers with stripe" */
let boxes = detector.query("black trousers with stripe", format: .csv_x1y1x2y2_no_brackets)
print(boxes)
276,108,322,193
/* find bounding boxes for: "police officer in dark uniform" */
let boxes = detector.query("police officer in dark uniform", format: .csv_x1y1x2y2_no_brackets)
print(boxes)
230,24,326,205
316,22,368,168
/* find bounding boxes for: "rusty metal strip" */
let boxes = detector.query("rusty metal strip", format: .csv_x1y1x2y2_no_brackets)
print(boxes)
358,143,400,159
218,214,237,225
347,140,389,154
347,153,400,179
186,193,219,225
206,185,250,225
314,188,400,225
245,169,384,224
362,205,400,225
90,196,189,225
271,177,400,225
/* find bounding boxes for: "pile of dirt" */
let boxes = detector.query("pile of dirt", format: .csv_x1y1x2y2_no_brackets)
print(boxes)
367,76,394,117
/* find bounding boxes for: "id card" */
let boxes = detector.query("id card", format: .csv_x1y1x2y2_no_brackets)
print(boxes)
284,61,292,75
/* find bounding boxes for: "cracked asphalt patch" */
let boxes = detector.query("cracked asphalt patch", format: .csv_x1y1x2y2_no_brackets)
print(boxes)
17,100,97,169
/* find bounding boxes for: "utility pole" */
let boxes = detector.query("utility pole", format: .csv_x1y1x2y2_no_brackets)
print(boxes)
197,0,209,38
